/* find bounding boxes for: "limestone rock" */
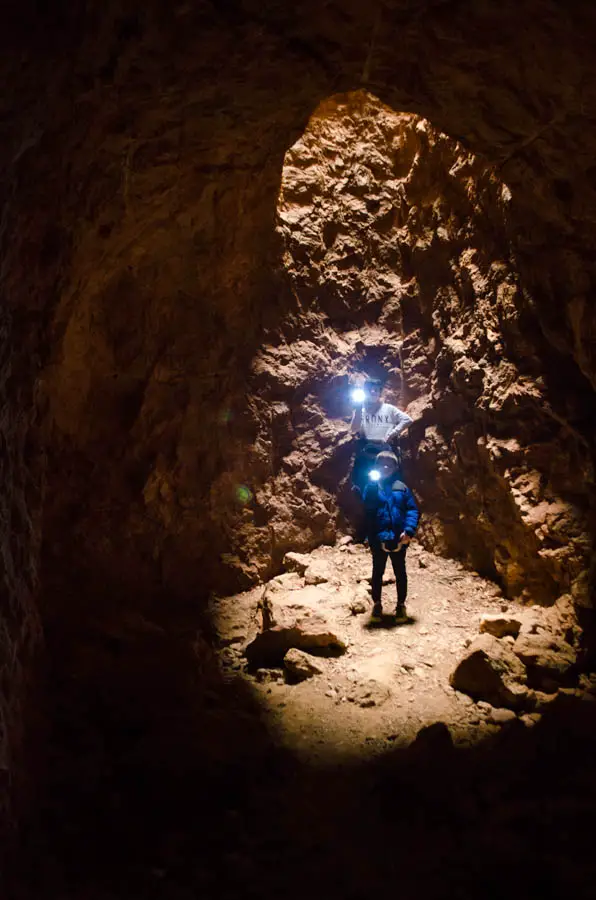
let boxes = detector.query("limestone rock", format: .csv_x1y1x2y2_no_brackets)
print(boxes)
283,552,311,576
349,583,370,615
245,583,346,666
450,633,528,708
283,648,323,681
479,614,521,639
489,707,517,726
513,634,577,689
304,561,331,585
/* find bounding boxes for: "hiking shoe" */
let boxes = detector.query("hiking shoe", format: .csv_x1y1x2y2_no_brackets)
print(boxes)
370,604,383,622
394,605,408,623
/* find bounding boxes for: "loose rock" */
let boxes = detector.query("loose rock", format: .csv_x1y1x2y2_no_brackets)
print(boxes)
489,707,517,725
304,561,331,585
450,633,528,708
513,634,577,690
479,614,521,638
283,552,311,575
284,648,323,681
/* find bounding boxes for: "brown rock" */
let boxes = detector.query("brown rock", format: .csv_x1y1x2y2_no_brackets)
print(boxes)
479,614,522,638
450,634,528,709
245,584,346,666
283,649,323,681
489,708,517,726
283,552,311,576
304,561,331,585
513,634,577,689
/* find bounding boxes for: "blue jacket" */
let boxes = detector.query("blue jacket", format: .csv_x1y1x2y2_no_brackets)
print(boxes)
364,478,419,548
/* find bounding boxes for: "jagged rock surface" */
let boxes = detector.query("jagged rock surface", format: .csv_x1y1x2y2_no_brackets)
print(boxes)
450,633,529,709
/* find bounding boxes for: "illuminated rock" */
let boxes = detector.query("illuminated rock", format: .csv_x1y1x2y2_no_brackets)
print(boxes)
245,583,347,666
283,648,323,681
513,634,577,691
479,614,522,638
450,634,528,709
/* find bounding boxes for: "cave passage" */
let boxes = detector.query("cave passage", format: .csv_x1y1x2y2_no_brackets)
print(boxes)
204,91,591,766
4,13,596,892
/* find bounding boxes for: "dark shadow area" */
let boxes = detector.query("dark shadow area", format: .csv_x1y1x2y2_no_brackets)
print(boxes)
12,689,596,900
364,613,417,629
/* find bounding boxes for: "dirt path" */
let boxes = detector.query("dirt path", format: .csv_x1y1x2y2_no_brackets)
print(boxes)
211,539,532,761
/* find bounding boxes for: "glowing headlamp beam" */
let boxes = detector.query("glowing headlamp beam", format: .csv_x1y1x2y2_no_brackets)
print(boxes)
351,388,366,403
369,469,381,481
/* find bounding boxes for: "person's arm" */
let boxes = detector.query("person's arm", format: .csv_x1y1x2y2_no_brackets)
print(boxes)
350,405,363,436
400,488,420,544
386,407,413,442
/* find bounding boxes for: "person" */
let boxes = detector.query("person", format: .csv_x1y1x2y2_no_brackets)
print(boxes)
363,451,420,623
350,377,413,497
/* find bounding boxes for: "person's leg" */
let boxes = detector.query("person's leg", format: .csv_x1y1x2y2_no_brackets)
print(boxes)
390,547,408,610
371,548,388,611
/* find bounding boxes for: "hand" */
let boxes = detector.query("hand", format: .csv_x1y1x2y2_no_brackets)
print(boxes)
399,532,411,546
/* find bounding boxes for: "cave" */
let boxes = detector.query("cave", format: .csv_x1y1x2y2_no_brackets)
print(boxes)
2,3,596,898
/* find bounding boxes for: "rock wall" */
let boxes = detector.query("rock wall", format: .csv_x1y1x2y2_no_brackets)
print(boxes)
0,0,596,854
243,92,593,608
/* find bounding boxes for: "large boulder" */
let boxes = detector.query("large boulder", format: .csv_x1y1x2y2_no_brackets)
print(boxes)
450,633,528,709
245,583,346,666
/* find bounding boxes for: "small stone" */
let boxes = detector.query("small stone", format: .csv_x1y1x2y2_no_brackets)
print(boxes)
489,707,517,725
325,689,335,698
255,668,279,683
419,626,429,635
503,635,515,644
479,614,521,638
418,558,428,568
283,648,323,681
338,535,353,546
456,692,474,707
304,561,331,585
477,701,493,713
500,603,509,613
520,712,541,728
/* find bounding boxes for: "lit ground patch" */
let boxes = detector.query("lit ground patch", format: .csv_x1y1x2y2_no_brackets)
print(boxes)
210,540,551,761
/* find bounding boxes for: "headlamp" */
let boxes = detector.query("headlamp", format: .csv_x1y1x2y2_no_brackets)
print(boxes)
351,387,366,404
369,469,381,481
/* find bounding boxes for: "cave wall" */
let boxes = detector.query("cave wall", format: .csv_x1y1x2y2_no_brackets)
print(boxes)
249,91,593,607
0,0,596,849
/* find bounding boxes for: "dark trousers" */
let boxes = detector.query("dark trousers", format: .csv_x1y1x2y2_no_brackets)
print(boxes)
371,546,407,607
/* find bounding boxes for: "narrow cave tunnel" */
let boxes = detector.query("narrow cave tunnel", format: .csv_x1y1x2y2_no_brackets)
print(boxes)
2,3,596,899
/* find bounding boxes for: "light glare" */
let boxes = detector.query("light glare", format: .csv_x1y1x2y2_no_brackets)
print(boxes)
351,388,365,403
369,469,381,481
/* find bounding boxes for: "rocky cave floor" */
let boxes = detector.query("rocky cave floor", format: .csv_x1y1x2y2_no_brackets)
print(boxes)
17,542,596,900
213,540,594,760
